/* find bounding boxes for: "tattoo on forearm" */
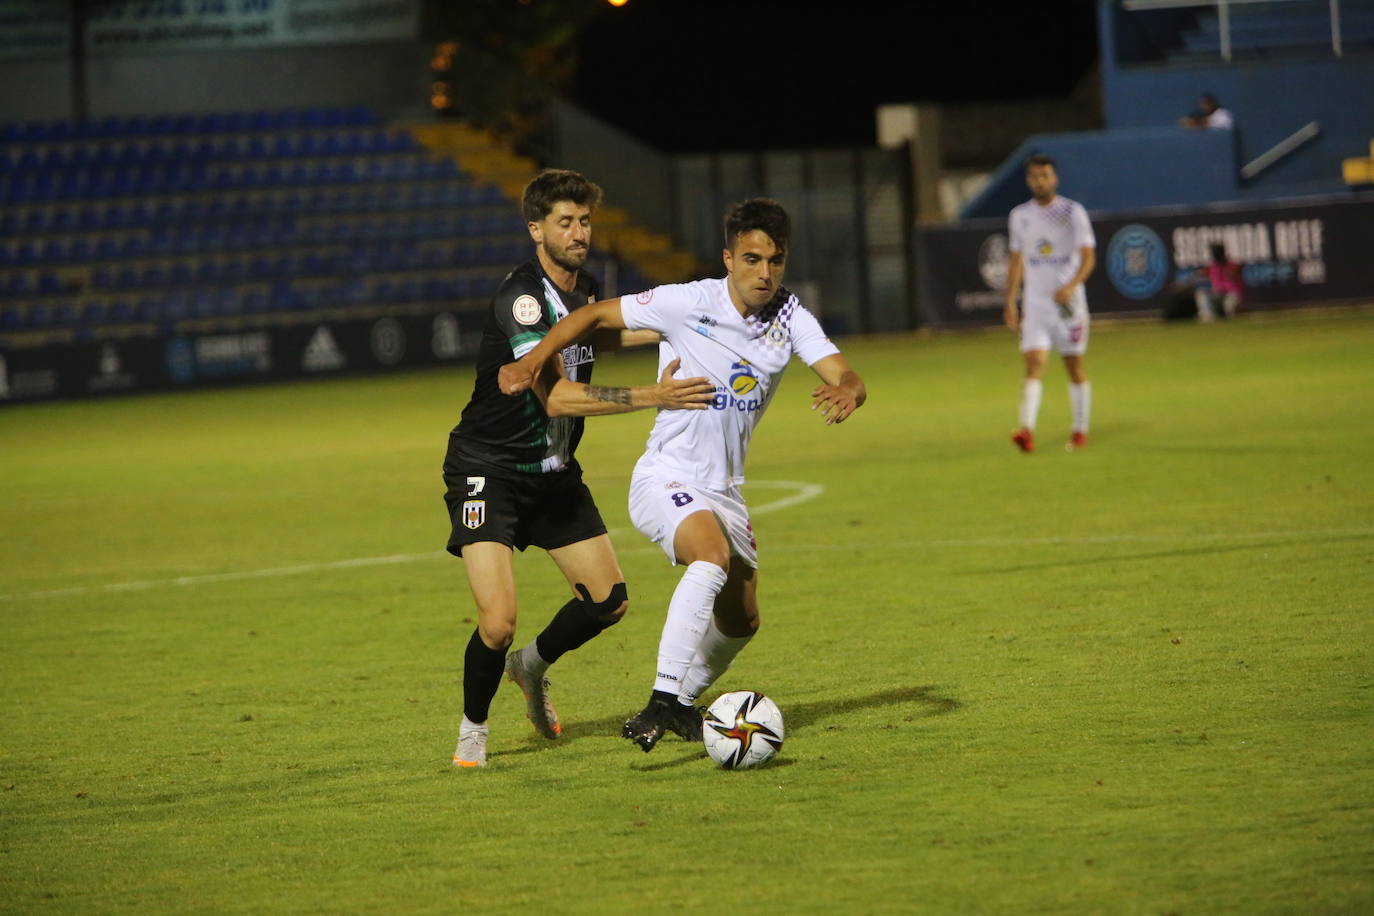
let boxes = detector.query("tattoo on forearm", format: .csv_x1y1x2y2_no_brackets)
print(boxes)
586,385,633,406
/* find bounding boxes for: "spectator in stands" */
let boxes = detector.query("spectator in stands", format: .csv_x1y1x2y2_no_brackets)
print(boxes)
1194,243,1244,321
1179,93,1234,130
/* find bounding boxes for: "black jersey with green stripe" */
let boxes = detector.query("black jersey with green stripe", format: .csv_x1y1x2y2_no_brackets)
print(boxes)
448,258,599,476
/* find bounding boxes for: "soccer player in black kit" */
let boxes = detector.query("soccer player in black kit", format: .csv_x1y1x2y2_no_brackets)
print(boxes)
444,169,714,767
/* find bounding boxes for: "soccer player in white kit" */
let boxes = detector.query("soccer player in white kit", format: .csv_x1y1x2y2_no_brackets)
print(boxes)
1002,155,1097,453
499,199,867,751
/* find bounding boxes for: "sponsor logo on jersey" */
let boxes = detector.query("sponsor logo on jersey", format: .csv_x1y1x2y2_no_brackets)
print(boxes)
714,361,765,412
512,294,542,326
561,342,595,376
1026,235,1071,268
728,359,759,395
462,500,486,529
1107,223,1168,299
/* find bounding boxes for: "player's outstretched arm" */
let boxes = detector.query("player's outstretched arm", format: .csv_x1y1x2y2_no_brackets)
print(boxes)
543,357,713,417
809,353,867,426
499,298,627,395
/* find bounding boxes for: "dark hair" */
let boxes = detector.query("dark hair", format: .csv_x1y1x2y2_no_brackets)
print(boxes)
1201,92,1219,106
1210,243,1227,263
1025,154,1056,172
723,198,790,252
521,169,603,223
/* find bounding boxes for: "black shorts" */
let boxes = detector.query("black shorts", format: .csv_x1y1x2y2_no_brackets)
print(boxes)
442,461,607,557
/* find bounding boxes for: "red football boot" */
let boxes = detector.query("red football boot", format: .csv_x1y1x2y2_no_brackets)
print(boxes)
1068,431,1087,451
1011,428,1034,453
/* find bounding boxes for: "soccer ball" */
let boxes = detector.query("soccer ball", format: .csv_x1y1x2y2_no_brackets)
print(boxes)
702,690,784,769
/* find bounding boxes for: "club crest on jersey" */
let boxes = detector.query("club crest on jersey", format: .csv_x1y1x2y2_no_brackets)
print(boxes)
462,500,486,529
512,295,542,326
765,322,787,346
729,359,759,395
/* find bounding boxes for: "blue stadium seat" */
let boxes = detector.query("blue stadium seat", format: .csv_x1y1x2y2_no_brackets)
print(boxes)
106,300,134,324
242,290,269,314
27,302,53,327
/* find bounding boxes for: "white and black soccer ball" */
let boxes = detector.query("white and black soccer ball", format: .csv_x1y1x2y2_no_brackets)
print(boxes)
702,690,784,769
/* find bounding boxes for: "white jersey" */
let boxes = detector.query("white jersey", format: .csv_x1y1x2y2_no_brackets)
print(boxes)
620,278,839,489
1008,195,1095,318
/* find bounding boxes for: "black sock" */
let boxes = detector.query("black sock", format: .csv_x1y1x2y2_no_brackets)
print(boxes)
462,628,506,723
650,689,678,708
534,596,606,665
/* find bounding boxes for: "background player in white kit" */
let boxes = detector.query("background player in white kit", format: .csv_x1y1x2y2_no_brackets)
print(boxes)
500,199,867,751
1002,154,1096,452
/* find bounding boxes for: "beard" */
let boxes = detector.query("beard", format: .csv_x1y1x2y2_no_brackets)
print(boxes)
546,241,588,273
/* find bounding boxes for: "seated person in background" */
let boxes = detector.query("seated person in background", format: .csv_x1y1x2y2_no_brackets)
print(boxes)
1179,93,1234,130
1195,243,1244,321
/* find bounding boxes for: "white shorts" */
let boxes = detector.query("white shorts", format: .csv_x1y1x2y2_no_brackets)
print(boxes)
628,471,758,568
1020,307,1089,356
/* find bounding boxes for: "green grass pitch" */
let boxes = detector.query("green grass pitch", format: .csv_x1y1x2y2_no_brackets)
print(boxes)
2,308,1372,913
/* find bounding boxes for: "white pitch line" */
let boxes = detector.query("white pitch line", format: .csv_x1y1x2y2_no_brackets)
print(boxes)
0,479,827,603
756,527,1374,553
0,551,449,602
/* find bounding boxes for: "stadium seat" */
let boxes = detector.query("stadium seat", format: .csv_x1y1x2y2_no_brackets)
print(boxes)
0,105,527,340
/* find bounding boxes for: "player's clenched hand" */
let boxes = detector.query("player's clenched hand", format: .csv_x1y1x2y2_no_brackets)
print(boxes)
810,383,859,425
653,358,714,410
498,358,537,395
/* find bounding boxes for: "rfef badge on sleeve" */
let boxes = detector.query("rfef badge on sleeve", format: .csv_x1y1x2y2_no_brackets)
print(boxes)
512,295,542,326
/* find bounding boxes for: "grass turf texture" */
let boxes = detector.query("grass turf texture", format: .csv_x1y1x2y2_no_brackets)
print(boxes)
2,309,1372,913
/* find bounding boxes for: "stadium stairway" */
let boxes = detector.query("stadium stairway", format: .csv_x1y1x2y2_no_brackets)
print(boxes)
1342,138,1374,186
410,122,701,289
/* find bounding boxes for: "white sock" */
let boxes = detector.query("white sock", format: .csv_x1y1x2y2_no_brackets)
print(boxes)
1070,381,1091,433
460,715,487,732
681,618,753,704
654,561,728,697
1018,378,1043,430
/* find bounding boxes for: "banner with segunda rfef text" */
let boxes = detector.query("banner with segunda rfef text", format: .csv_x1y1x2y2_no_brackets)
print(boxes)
84,0,419,55
915,193,1374,326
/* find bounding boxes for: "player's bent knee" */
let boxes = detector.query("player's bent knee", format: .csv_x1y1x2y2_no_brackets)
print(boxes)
478,621,516,650
574,581,628,627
